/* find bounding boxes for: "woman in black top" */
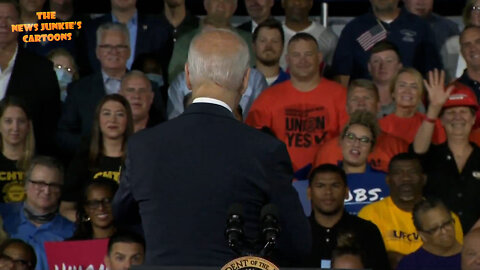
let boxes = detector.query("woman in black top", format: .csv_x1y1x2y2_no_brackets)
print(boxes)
60,94,133,221
0,97,35,203
70,178,118,240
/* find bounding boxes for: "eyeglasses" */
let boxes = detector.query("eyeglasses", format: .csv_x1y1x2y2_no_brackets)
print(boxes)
85,198,112,209
422,218,455,234
0,254,32,269
472,5,480,12
54,64,73,73
343,132,372,145
98,44,129,51
28,179,62,191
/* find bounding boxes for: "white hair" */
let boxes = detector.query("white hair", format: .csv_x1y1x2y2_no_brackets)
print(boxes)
187,29,249,91
96,22,130,48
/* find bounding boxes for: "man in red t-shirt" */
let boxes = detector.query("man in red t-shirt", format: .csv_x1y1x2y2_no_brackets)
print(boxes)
246,33,347,173
313,79,408,172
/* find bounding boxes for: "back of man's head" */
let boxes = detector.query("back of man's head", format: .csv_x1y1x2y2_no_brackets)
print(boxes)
187,29,249,92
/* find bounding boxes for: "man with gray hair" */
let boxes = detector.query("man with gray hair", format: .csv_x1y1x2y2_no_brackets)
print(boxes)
0,156,74,270
58,22,131,156
81,0,170,74
58,23,166,156
113,29,311,266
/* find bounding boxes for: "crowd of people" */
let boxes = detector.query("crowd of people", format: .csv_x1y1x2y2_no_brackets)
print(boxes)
0,0,480,269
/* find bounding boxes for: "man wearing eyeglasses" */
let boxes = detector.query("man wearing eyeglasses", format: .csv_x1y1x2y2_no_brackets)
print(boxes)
57,22,130,157
58,22,167,158
80,0,170,75
0,156,74,270
396,197,462,270
312,79,408,173
358,153,463,270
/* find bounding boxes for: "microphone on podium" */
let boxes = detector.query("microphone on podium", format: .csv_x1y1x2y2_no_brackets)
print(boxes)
259,203,281,257
225,203,245,256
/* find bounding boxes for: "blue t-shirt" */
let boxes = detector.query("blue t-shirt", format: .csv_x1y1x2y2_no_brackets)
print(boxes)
332,8,442,80
293,164,389,216
343,164,389,215
397,247,461,270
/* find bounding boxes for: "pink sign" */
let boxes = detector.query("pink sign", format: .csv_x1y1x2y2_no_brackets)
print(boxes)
45,239,108,270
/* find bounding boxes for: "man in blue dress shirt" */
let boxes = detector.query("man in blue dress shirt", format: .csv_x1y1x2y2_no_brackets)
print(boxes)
1,156,74,270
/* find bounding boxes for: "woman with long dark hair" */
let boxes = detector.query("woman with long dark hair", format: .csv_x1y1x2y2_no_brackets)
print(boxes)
60,94,133,222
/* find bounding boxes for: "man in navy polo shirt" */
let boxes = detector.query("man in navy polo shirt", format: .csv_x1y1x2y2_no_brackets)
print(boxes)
332,0,442,87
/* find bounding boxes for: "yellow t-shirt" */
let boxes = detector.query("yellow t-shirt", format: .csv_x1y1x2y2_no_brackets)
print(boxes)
358,196,463,255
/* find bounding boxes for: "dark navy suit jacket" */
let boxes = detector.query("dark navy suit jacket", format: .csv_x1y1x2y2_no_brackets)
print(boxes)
7,48,61,155
113,102,311,266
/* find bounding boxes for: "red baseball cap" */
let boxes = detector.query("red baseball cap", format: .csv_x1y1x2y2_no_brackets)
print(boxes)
443,83,479,111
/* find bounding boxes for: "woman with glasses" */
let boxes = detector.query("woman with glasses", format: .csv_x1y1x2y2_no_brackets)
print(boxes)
397,197,462,270
0,97,35,203
379,67,446,144
60,94,133,222
340,110,389,215
70,178,118,240
0,239,36,270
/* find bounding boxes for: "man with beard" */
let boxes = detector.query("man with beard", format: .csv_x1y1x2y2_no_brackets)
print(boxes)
253,18,290,86
358,153,463,270
332,0,441,87
305,164,389,270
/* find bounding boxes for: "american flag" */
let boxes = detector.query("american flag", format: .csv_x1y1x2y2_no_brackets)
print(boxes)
356,24,387,51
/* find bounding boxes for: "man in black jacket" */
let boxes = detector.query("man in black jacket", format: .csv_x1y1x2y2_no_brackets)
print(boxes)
305,163,390,270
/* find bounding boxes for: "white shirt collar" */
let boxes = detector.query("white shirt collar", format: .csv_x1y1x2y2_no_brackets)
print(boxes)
192,97,232,112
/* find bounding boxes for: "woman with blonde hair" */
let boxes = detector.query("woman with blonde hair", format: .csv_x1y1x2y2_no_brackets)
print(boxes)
379,67,446,144
0,97,35,203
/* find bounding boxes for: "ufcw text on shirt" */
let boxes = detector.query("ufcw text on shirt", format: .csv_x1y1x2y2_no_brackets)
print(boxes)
11,11,82,43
